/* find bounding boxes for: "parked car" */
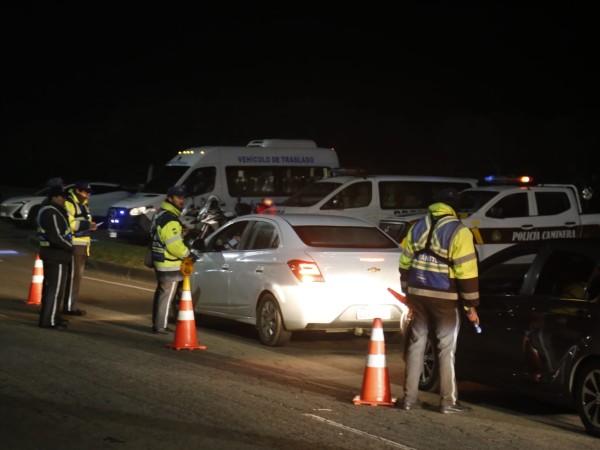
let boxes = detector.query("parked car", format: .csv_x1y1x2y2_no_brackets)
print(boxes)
416,238,600,438
0,182,136,229
189,213,408,346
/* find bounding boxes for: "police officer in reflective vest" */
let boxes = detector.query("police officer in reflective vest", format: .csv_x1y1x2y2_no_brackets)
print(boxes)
63,180,98,316
398,188,480,414
149,186,193,334
37,185,73,330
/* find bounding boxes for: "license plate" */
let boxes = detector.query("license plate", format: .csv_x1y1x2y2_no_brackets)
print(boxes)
357,306,391,320
109,231,117,238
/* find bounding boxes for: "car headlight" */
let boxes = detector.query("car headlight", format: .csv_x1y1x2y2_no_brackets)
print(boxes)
130,206,156,216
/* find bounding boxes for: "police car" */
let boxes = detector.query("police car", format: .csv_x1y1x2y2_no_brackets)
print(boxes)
379,176,600,260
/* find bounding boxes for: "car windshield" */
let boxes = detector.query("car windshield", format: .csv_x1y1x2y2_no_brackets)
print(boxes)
293,225,399,248
280,181,343,207
142,166,189,194
457,190,499,213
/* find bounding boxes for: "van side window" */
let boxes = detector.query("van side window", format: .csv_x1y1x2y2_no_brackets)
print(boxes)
183,167,216,196
225,166,332,197
378,181,474,210
342,182,371,208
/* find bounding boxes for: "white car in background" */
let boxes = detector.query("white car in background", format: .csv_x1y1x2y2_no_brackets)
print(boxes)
190,213,408,346
0,182,136,228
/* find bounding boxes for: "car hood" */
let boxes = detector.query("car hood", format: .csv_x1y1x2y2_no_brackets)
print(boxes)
1,195,44,204
109,192,163,208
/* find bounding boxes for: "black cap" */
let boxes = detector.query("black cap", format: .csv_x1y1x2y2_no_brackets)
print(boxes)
75,180,92,193
47,185,69,199
166,186,185,197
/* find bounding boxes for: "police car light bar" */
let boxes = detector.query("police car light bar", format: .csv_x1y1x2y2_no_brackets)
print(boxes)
483,175,533,184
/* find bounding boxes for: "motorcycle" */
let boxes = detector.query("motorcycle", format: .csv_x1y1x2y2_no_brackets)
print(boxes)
181,195,237,242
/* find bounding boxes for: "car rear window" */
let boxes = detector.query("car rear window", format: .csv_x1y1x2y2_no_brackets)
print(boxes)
293,225,398,249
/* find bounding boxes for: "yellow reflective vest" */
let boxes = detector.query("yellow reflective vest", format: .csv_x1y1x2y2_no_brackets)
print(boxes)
399,202,479,307
150,200,191,272
65,188,93,256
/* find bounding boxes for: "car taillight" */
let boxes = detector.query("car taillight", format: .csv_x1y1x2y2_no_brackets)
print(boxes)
287,259,324,283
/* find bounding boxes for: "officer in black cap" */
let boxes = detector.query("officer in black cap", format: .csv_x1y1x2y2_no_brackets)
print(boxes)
148,185,194,334
37,185,72,330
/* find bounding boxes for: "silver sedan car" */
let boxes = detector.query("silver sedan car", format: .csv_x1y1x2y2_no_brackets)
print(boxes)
190,213,408,346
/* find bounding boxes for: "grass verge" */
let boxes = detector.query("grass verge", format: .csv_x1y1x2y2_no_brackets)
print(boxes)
91,239,148,269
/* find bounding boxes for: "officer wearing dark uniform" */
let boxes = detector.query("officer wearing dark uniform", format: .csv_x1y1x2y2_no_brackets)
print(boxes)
37,185,73,330
149,186,193,334
398,188,480,414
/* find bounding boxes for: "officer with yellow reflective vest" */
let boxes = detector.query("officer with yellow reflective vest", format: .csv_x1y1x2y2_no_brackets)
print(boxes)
398,188,480,414
149,185,194,334
63,180,98,316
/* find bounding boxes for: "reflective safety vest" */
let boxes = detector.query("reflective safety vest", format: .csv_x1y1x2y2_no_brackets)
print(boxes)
399,202,479,305
65,189,93,255
150,201,191,272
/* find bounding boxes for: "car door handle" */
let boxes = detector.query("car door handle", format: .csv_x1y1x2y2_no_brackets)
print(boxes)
220,264,230,270
565,222,577,227
255,266,264,273
520,224,534,230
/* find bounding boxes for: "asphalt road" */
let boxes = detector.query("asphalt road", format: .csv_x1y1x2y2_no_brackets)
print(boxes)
1,219,599,449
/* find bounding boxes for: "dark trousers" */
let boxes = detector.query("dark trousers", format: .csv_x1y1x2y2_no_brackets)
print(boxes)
39,261,68,327
64,251,88,312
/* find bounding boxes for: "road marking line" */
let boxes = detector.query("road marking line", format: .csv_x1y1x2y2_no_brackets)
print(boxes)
84,276,154,292
303,413,416,449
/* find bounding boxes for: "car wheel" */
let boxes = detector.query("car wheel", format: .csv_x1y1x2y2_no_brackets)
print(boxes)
419,334,440,392
575,360,600,437
256,294,291,347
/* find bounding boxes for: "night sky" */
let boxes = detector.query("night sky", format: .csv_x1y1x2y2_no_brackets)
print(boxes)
2,3,598,191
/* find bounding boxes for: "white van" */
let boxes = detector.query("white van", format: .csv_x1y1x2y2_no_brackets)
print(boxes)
274,175,478,225
107,139,339,242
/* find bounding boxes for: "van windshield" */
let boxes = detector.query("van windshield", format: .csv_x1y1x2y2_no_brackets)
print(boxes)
142,166,189,194
280,181,344,207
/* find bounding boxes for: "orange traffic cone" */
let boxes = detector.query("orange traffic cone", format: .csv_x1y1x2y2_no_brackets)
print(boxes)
166,275,206,351
352,317,396,406
25,254,44,305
